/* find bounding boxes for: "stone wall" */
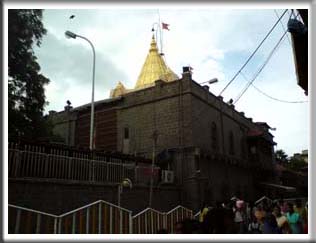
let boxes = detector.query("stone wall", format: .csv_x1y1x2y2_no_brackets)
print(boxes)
189,80,262,158
171,148,256,211
117,78,193,158
8,178,182,215
49,110,77,146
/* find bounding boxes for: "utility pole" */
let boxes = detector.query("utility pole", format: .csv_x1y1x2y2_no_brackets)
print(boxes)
149,130,158,208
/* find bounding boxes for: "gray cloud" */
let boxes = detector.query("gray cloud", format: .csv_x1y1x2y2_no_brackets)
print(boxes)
36,30,127,87
34,30,128,110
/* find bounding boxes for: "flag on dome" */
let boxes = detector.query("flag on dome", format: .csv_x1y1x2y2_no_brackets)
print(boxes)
162,22,170,30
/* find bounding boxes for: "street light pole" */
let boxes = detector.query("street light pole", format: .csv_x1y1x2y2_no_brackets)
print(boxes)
65,31,96,150
118,178,133,207
118,184,122,207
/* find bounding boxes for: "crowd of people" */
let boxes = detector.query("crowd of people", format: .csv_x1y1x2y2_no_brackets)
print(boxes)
157,197,308,234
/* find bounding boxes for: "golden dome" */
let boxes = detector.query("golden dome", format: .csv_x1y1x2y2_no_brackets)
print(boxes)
110,81,127,98
135,35,178,89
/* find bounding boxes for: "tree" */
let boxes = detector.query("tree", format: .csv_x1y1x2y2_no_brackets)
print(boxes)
8,10,50,140
287,156,306,171
275,149,288,164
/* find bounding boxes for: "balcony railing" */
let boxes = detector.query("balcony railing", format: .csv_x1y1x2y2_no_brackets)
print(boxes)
8,149,134,183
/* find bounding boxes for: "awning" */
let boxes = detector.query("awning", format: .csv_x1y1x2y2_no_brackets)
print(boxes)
247,129,264,137
260,182,296,192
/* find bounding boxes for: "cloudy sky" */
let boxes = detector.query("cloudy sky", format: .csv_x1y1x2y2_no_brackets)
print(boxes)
32,6,308,156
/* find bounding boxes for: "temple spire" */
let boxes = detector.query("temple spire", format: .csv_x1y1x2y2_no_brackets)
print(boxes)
135,35,178,90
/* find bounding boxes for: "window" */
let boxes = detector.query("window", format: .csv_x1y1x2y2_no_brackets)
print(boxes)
124,127,129,139
229,131,234,155
211,122,218,151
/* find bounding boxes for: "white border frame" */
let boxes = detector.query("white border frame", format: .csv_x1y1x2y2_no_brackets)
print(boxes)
3,1,314,242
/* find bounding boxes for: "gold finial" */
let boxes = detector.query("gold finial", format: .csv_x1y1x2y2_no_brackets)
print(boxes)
150,34,158,52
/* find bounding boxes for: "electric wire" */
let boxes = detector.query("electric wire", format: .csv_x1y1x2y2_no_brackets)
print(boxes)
250,83,308,103
240,71,307,103
233,28,288,105
218,9,288,96
274,10,291,45
233,12,300,105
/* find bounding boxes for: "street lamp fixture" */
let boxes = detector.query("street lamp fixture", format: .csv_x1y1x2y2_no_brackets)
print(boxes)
65,30,96,150
65,30,77,39
208,78,218,84
199,78,219,86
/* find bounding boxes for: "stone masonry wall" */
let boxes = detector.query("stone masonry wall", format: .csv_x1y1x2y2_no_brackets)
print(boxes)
49,110,77,146
117,77,193,158
8,178,182,215
190,80,261,157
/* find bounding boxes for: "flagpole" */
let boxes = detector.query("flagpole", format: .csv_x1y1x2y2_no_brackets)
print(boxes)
152,22,159,46
157,9,163,55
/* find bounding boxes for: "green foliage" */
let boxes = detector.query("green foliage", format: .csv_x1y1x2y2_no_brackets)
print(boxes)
43,117,65,144
8,10,50,140
275,149,288,164
287,156,306,171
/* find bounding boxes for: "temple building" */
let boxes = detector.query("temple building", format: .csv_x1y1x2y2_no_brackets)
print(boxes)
49,34,278,211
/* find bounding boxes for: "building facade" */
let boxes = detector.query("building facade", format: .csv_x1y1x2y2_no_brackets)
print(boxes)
49,35,277,211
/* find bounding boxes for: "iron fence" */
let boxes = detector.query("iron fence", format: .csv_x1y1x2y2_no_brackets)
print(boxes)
132,208,166,234
132,205,193,234
8,204,58,234
8,201,193,234
57,200,132,234
165,206,194,233
8,200,132,234
8,149,135,184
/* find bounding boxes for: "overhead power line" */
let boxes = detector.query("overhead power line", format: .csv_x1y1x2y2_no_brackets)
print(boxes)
218,9,288,96
233,12,300,105
250,83,308,103
274,10,291,45
233,28,289,105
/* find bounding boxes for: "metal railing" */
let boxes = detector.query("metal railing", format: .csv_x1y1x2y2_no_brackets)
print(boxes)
8,149,135,184
132,205,193,234
57,200,132,234
8,204,59,234
194,211,201,221
8,200,194,234
165,206,193,233
132,208,166,234
8,200,132,234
